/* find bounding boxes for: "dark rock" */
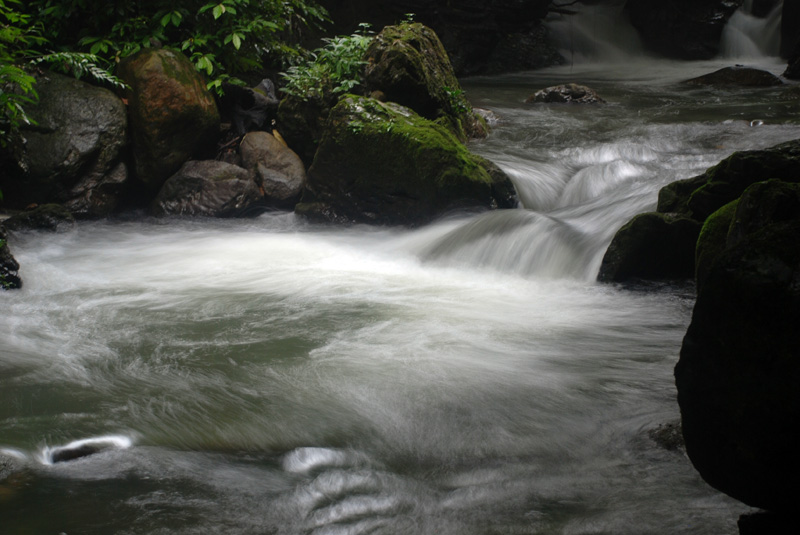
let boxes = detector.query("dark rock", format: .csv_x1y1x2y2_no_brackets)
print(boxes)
683,66,783,87
648,421,685,452
152,160,264,217
276,93,332,168
0,225,22,290
0,72,130,218
0,453,23,481
297,95,517,226
738,511,794,534
694,199,738,293
364,23,488,141
218,79,279,136
2,204,75,232
597,212,701,282
239,131,307,207
318,0,558,76
783,41,800,80
781,0,800,58
675,180,800,513
118,48,220,193
626,0,743,60
525,83,606,104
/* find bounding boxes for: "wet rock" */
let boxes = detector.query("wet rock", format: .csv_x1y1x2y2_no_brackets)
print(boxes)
118,48,220,193
781,0,800,58
675,180,800,513
2,204,75,232
364,23,488,141
683,66,783,87
626,0,743,60
783,41,800,80
597,212,701,282
0,72,130,218
0,226,22,290
694,199,738,293
297,95,517,226
239,132,307,208
525,83,606,104
648,421,685,452
152,160,264,218
276,93,333,168
738,511,794,534
218,79,279,136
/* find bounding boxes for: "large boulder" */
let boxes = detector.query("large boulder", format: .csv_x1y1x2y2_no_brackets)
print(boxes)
1,225,22,290
151,160,264,217
0,72,129,218
675,179,800,513
364,23,488,141
625,0,743,59
118,48,220,193
296,95,517,226
597,212,701,282
683,66,783,87
239,131,307,208
318,0,559,76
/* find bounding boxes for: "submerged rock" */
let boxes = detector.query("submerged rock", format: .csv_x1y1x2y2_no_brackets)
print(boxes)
119,48,220,193
597,212,700,282
2,204,75,232
0,72,130,218
525,83,606,104
297,95,517,226
683,66,783,87
152,160,264,218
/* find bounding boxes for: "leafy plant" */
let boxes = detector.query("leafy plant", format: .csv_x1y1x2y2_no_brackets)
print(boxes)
443,86,469,115
281,23,373,102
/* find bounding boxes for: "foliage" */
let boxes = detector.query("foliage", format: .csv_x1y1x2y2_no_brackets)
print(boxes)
20,0,330,93
280,23,373,102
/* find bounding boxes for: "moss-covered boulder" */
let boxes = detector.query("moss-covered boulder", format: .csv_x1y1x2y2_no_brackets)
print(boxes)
118,48,220,192
597,212,701,282
0,72,130,218
2,204,75,233
675,179,800,513
297,95,517,226
152,160,264,218
364,23,487,141
694,199,737,292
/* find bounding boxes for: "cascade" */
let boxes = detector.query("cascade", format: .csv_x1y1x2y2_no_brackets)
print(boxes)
721,0,783,58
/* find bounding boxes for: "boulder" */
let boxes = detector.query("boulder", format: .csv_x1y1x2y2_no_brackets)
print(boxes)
218,79,279,136
364,23,488,141
597,212,701,282
683,66,783,87
675,180,800,513
783,41,800,80
694,199,738,292
151,160,264,217
525,83,606,104
0,226,22,290
239,132,307,208
296,95,517,226
781,0,800,58
625,0,743,59
276,93,333,167
118,48,220,192
2,204,75,232
0,72,130,218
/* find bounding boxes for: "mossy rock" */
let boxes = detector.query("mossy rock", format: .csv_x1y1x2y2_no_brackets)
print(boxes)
597,212,701,282
695,199,738,293
364,23,487,141
297,95,517,226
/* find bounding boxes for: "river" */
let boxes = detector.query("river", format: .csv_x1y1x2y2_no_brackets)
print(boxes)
3,19,800,535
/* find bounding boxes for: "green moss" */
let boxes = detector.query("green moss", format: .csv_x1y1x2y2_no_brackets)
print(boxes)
695,199,739,290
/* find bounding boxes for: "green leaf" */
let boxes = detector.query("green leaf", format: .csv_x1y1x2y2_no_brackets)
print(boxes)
212,4,224,19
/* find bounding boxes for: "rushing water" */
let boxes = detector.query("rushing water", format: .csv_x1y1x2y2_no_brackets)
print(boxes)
3,50,800,535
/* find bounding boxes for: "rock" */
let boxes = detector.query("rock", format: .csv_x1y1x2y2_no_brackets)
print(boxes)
525,83,606,104
364,23,488,141
0,72,130,218
738,511,794,535
625,0,743,60
648,421,685,452
118,48,220,193
297,95,517,226
783,41,800,80
0,226,22,290
276,93,332,167
694,199,738,293
597,212,701,282
0,452,23,481
318,0,558,76
218,79,279,136
683,66,783,87
239,131,307,207
675,180,800,513
151,160,264,217
2,204,75,232
781,0,800,58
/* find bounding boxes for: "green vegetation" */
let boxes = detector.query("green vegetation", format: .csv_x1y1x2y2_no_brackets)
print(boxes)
281,23,373,102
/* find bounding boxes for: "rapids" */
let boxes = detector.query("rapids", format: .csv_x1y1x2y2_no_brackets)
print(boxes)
2,9,800,534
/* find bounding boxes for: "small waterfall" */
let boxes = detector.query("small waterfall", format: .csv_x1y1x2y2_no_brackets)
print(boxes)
721,0,783,58
546,0,645,63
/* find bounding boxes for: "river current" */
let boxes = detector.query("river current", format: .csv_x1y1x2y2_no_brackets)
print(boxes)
2,54,800,534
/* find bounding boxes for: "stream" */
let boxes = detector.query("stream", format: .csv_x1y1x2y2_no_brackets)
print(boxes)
3,6,800,534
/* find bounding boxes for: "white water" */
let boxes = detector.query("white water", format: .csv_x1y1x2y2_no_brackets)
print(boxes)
3,32,800,535
721,0,784,58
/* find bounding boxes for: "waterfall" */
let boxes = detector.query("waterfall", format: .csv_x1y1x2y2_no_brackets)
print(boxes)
721,0,783,58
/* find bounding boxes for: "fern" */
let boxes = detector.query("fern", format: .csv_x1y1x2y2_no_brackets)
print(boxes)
30,52,128,90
